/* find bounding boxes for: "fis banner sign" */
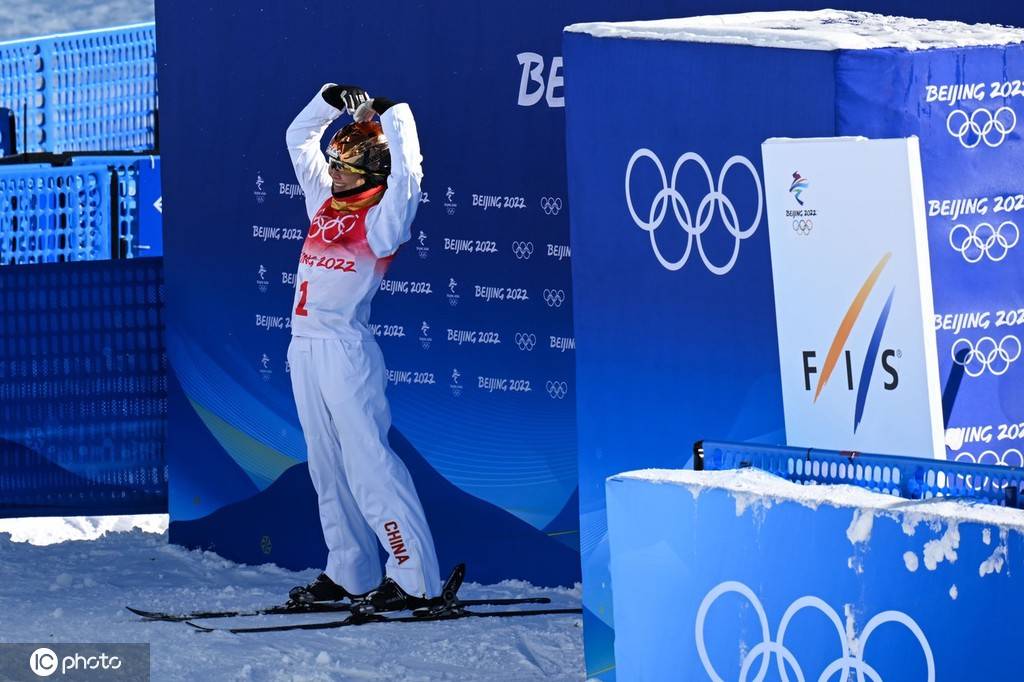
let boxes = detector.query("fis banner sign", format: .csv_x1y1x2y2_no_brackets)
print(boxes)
762,137,944,458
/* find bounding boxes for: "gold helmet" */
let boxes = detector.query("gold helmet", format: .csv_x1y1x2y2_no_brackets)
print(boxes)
326,121,390,182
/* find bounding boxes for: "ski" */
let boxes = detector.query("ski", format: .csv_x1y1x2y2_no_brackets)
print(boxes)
185,605,583,634
126,596,553,623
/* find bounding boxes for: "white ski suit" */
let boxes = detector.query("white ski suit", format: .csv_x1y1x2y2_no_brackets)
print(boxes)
285,85,440,598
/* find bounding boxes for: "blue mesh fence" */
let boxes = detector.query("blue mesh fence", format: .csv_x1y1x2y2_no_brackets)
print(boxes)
0,163,113,264
0,24,156,153
72,155,162,258
695,439,1024,510
0,258,167,517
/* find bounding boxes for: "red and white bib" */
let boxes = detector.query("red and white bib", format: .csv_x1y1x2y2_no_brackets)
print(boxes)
290,187,394,340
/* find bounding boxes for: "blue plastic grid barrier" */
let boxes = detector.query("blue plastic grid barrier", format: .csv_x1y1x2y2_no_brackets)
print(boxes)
0,24,156,153
0,164,112,264
695,439,1024,509
0,258,167,517
0,108,14,156
72,155,161,258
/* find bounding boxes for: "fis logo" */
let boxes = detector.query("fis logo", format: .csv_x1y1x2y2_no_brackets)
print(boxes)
801,253,900,432
789,171,809,206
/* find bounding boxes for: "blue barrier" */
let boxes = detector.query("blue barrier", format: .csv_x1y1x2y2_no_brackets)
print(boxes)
0,258,168,517
0,24,156,153
0,108,13,156
72,155,162,258
695,439,1024,509
0,164,113,264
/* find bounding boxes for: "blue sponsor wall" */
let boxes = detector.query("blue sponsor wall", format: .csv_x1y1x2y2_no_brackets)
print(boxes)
834,47,1024,473
154,0,1024,674
565,10,1024,680
607,465,1020,680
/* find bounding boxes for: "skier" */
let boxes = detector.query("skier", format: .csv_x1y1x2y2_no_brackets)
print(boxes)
284,83,441,611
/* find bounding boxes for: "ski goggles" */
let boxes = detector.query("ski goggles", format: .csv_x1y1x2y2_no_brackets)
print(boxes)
327,157,368,175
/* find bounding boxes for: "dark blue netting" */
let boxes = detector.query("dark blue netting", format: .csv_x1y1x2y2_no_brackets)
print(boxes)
0,258,167,517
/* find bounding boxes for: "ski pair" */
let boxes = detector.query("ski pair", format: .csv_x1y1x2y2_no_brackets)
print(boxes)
127,563,563,624
126,596,552,623
186,604,584,634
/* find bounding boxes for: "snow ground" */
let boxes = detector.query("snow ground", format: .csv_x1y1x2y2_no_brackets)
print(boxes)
0,517,584,681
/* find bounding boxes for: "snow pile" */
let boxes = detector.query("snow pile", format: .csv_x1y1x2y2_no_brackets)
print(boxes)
616,467,1024,532
566,10,1024,52
0,524,583,681
0,514,167,545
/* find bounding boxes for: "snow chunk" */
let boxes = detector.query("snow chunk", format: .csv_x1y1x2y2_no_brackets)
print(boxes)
903,552,919,573
983,528,992,545
923,523,960,570
566,10,1024,52
315,651,331,666
979,529,1009,577
949,585,958,600
847,510,875,545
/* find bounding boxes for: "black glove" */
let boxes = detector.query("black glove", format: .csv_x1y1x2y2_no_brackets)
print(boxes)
321,84,370,114
371,97,396,115
353,97,398,123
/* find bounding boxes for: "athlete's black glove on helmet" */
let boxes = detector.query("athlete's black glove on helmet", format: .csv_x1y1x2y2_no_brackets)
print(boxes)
322,84,370,115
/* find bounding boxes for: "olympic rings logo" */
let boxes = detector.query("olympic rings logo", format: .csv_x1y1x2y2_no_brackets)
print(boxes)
308,213,359,243
946,107,1017,148
543,288,566,307
540,197,563,215
545,380,568,399
512,241,535,260
696,581,934,682
950,334,1021,377
955,448,1024,468
948,221,1019,263
951,448,1023,491
625,149,763,276
514,332,536,351
792,219,813,236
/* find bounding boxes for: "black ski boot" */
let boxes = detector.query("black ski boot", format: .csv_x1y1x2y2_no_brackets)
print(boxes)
355,577,434,615
288,573,356,605
353,564,466,616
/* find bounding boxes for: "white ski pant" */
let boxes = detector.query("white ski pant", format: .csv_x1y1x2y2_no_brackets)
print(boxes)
288,335,441,598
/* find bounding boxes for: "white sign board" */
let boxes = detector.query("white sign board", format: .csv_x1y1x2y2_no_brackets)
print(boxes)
761,136,944,459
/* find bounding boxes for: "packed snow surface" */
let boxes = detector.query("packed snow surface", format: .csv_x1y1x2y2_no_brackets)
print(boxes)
566,10,1024,52
0,0,153,42
615,467,1024,531
0,518,583,681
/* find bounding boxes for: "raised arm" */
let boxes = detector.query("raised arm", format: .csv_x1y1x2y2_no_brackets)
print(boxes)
364,99,423,258
285,84,340,220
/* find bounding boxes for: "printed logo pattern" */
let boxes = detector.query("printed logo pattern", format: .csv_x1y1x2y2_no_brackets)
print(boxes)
950,335,1021,377
625,149,763,275
946,107,1017,149
696,580,935,682
948,221,1019,263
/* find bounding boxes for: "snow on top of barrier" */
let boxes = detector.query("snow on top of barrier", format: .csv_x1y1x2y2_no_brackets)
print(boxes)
566,10,1024,52
612,468,1024,530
